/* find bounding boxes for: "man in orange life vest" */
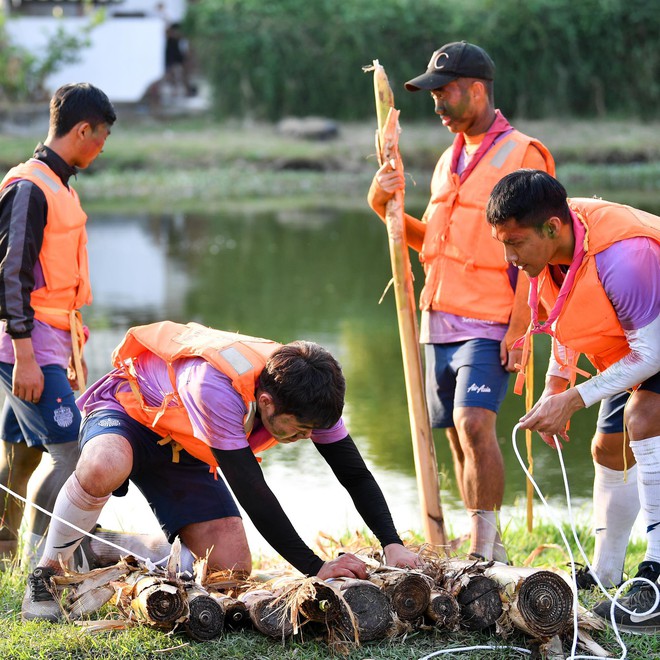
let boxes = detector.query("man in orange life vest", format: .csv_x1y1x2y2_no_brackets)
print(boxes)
22,321,421,621
487,169,660,633
368,41,555,560
0,84,115,569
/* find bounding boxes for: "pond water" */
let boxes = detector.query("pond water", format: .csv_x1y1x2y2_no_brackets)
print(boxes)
82,204,643,554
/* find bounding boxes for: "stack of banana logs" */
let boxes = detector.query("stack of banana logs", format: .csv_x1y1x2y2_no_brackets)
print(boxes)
46,544,609,657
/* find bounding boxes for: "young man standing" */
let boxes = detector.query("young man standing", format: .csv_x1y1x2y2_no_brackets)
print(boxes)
368,41,555,561
0,83,116,568
487,168,660,633
22,321,420,621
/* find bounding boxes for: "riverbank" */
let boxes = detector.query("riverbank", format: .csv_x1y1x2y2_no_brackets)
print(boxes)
1,116,660,212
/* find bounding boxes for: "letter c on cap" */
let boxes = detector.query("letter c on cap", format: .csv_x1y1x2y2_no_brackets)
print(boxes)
432,51,449,70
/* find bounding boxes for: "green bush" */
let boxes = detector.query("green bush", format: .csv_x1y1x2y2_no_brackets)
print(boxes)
186,0,659,121
0,12,102,103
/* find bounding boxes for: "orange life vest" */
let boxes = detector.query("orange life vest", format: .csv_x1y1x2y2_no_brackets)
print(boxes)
112,321,282,469
536,198,660,374
419,131,555,323
0,159,92,331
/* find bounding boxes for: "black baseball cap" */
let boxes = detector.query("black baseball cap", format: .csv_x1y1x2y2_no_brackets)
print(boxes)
404,41,495,92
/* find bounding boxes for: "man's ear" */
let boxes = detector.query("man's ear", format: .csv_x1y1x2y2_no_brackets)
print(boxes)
74,121,91,140
545,216,562,238
257,391,274,414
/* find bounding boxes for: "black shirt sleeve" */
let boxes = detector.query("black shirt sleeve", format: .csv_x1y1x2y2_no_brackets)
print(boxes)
211,446,325,576
314,434,403,548
0,181,47,338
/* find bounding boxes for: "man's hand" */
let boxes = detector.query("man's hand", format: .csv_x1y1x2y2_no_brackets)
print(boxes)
519,388,585,448
367,160,406,218
383,543,422,569
499,338,521,373
316,553,368,581
12,337,44,403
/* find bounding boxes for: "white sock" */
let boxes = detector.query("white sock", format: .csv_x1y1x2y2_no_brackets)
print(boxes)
591,463,640,586
39,474,110,571
630,436,660,563
468,509,498,560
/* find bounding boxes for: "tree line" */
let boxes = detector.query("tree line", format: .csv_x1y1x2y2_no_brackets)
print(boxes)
185,0,659,121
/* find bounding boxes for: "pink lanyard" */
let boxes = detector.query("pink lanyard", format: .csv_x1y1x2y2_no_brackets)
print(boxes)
449,110,512,182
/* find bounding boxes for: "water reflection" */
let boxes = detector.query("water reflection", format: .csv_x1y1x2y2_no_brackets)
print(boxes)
85,207,624,550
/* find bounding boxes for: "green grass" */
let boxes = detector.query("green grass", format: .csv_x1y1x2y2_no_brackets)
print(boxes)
2,116,660,212
0,522,657,660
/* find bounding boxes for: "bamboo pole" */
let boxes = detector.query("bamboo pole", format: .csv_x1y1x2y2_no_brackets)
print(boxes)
369,60,446,547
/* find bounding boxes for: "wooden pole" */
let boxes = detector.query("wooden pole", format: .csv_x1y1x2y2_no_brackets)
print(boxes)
370,60,446,547
525,335,534,532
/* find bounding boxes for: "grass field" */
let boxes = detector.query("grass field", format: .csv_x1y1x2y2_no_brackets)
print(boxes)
0,522,657,660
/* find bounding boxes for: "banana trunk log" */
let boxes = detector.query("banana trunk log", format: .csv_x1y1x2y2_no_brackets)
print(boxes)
426,588,460,630
239,588,294,639
183,585,225,641
482,564,573,639
330,577,392,642
369,570,433,621
209,592,250,630
130,575,188,628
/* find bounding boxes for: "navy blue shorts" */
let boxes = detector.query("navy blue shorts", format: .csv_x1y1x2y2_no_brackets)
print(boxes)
79,410,241,541
0,362,80,448
596,371,660,434
424,339,509,429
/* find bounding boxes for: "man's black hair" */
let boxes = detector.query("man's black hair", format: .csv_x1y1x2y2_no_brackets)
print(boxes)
258,341,345,429
49,83,116,138
486,169,571,231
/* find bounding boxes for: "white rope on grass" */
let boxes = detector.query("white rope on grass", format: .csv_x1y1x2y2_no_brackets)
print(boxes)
418,645,531,659
0,481,167,569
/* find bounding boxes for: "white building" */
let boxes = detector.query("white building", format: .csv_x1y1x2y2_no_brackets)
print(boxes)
4,0,188,102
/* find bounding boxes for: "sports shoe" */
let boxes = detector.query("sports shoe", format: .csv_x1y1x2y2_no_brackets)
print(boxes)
592,561,660,634
21,566,61,622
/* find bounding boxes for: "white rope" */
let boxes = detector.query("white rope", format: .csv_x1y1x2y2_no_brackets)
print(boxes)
510,422,660,660
418,645,531,659
0,481,167,569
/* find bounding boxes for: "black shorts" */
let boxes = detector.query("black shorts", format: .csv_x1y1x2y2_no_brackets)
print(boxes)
79,410,240,541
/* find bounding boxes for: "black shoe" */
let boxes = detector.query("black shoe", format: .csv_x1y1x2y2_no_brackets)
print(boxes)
592,561,660,634
21,567,61,622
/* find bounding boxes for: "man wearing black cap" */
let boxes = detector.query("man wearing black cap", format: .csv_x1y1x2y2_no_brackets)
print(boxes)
368,41,555,561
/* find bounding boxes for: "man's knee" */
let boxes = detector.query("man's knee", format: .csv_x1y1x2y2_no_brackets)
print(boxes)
591,432,634,470
181,517,252,575
626,391,660,441
75,434,133,497
453,407,497,443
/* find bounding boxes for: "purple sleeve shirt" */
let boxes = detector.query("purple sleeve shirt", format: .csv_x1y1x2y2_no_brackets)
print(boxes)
78,353,347,451
595,237,660,330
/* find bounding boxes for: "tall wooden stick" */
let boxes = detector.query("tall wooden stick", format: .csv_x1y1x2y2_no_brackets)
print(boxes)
369,60,446,546
525,335,535,531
